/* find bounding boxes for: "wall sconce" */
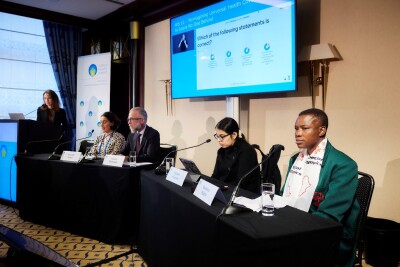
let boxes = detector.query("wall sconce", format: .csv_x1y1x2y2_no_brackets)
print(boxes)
299,43,341,110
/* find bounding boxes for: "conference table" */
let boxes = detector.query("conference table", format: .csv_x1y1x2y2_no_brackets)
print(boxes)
15,154,153,244
138,170,343,267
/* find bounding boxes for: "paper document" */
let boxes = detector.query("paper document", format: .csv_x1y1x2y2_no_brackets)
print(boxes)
234,195,287,212
123,162,153,167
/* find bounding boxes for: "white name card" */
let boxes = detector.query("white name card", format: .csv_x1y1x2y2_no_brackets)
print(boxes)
166,167,190,186
193,179,225,206
60,151,82,162
102,155,125,167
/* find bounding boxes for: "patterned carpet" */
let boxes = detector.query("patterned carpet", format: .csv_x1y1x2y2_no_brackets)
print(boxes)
0,204,147,267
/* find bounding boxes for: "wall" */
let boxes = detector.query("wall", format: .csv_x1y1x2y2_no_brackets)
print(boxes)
144,0,400,222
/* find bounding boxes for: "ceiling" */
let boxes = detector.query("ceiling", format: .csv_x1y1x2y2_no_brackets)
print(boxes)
1,0,220,28
2,0,137,20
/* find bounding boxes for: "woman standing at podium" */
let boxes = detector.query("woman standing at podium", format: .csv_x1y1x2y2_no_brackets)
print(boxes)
36,89,68,132
87,111,125,158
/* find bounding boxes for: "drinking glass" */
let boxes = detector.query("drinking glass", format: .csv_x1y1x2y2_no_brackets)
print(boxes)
261,183,275,216
165,158,174,175
129,151,136,166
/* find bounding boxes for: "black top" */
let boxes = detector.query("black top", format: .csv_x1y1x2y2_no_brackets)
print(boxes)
122,125,160,163
212,138,261,194
37,107,68,132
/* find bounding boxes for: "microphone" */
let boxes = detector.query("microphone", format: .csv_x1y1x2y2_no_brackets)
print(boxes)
48,129,94,160
21,134,64,156
78,146,93,163
220,144,285,216
155,139,211,175
24,108,37,117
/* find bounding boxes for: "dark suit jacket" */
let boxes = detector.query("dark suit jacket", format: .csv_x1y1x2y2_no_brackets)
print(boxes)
122,125,160,163
212,138,261,194
37,107,68,132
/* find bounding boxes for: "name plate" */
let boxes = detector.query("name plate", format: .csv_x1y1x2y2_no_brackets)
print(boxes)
193,179,227,206
102,155,125,167
60,151,82,162
166,167,189,186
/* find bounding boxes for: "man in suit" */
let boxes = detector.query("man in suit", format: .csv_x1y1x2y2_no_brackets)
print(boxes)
122,107,160,163
281,108,359,267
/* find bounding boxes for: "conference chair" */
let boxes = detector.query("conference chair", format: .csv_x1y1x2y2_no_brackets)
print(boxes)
158,143,177,165
78,140,94,154
354,171,375,266
251,144,284,195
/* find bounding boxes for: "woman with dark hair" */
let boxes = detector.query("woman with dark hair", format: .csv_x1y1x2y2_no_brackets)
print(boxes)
37,89,68,132
212,117,260,194
87,111,125,158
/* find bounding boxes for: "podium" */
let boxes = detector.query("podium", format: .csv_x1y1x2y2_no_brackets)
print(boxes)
15,119,63,154
0,119,62,203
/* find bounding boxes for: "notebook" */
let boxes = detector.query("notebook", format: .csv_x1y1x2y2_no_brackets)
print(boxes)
179,157,202,183
8,113,25,120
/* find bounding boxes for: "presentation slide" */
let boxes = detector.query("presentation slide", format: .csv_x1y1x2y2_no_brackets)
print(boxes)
0,121,18,202
171,0,296,99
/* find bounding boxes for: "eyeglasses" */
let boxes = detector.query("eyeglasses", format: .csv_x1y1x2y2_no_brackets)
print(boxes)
127,117,143,122
214,133,230,141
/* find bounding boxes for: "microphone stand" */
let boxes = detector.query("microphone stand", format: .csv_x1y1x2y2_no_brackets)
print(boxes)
220,144,285,216
48,130,94,160
21,134,64,156
155,139,211,175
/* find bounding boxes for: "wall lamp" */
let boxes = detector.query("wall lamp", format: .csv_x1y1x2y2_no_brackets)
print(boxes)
299,43,341,110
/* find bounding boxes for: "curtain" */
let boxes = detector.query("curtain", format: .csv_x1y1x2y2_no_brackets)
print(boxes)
43,21,82,150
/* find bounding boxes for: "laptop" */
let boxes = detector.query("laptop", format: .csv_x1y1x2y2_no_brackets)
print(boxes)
179,157,202,183
8,113,25,120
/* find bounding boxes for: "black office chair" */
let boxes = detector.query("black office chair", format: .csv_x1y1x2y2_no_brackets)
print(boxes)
354,171,375,266
78,140,94,154
252,144,284,195
158,143,178,165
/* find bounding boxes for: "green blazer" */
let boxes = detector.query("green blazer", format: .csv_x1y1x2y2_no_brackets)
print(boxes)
283,141,359,267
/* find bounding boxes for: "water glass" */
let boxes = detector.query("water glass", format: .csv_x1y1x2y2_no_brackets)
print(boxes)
261,183,275,216
129,151,136,166
165,158,174,175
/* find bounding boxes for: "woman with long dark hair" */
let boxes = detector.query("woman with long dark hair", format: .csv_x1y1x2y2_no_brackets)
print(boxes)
36,89,68,132
212,117,260,194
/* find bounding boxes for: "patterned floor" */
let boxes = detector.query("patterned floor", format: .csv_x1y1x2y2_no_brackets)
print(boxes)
0,204,147,267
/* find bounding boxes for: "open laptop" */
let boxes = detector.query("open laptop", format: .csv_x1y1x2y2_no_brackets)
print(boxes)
179,157,202,183
8,113,25,120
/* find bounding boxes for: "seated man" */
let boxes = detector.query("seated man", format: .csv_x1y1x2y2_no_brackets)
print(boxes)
122,107,160,163
281,108,359,267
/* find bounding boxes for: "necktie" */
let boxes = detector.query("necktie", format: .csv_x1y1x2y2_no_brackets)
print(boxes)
136,133,141,154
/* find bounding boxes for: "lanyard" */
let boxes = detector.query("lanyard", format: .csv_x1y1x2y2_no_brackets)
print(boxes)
98,131,114,155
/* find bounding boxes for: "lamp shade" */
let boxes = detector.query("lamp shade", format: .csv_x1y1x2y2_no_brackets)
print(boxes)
298,43,341,62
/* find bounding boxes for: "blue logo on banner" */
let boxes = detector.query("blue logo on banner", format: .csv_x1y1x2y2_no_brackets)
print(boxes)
1,145,6,158
88,131,93,137
88,111,93,117
98,100,103,106
80,121,84,127
80,101,85,106
89,64,97,77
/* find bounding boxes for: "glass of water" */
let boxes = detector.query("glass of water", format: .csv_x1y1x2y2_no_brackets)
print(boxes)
165,157,174,175
129,151,136,166
261,183,275,216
